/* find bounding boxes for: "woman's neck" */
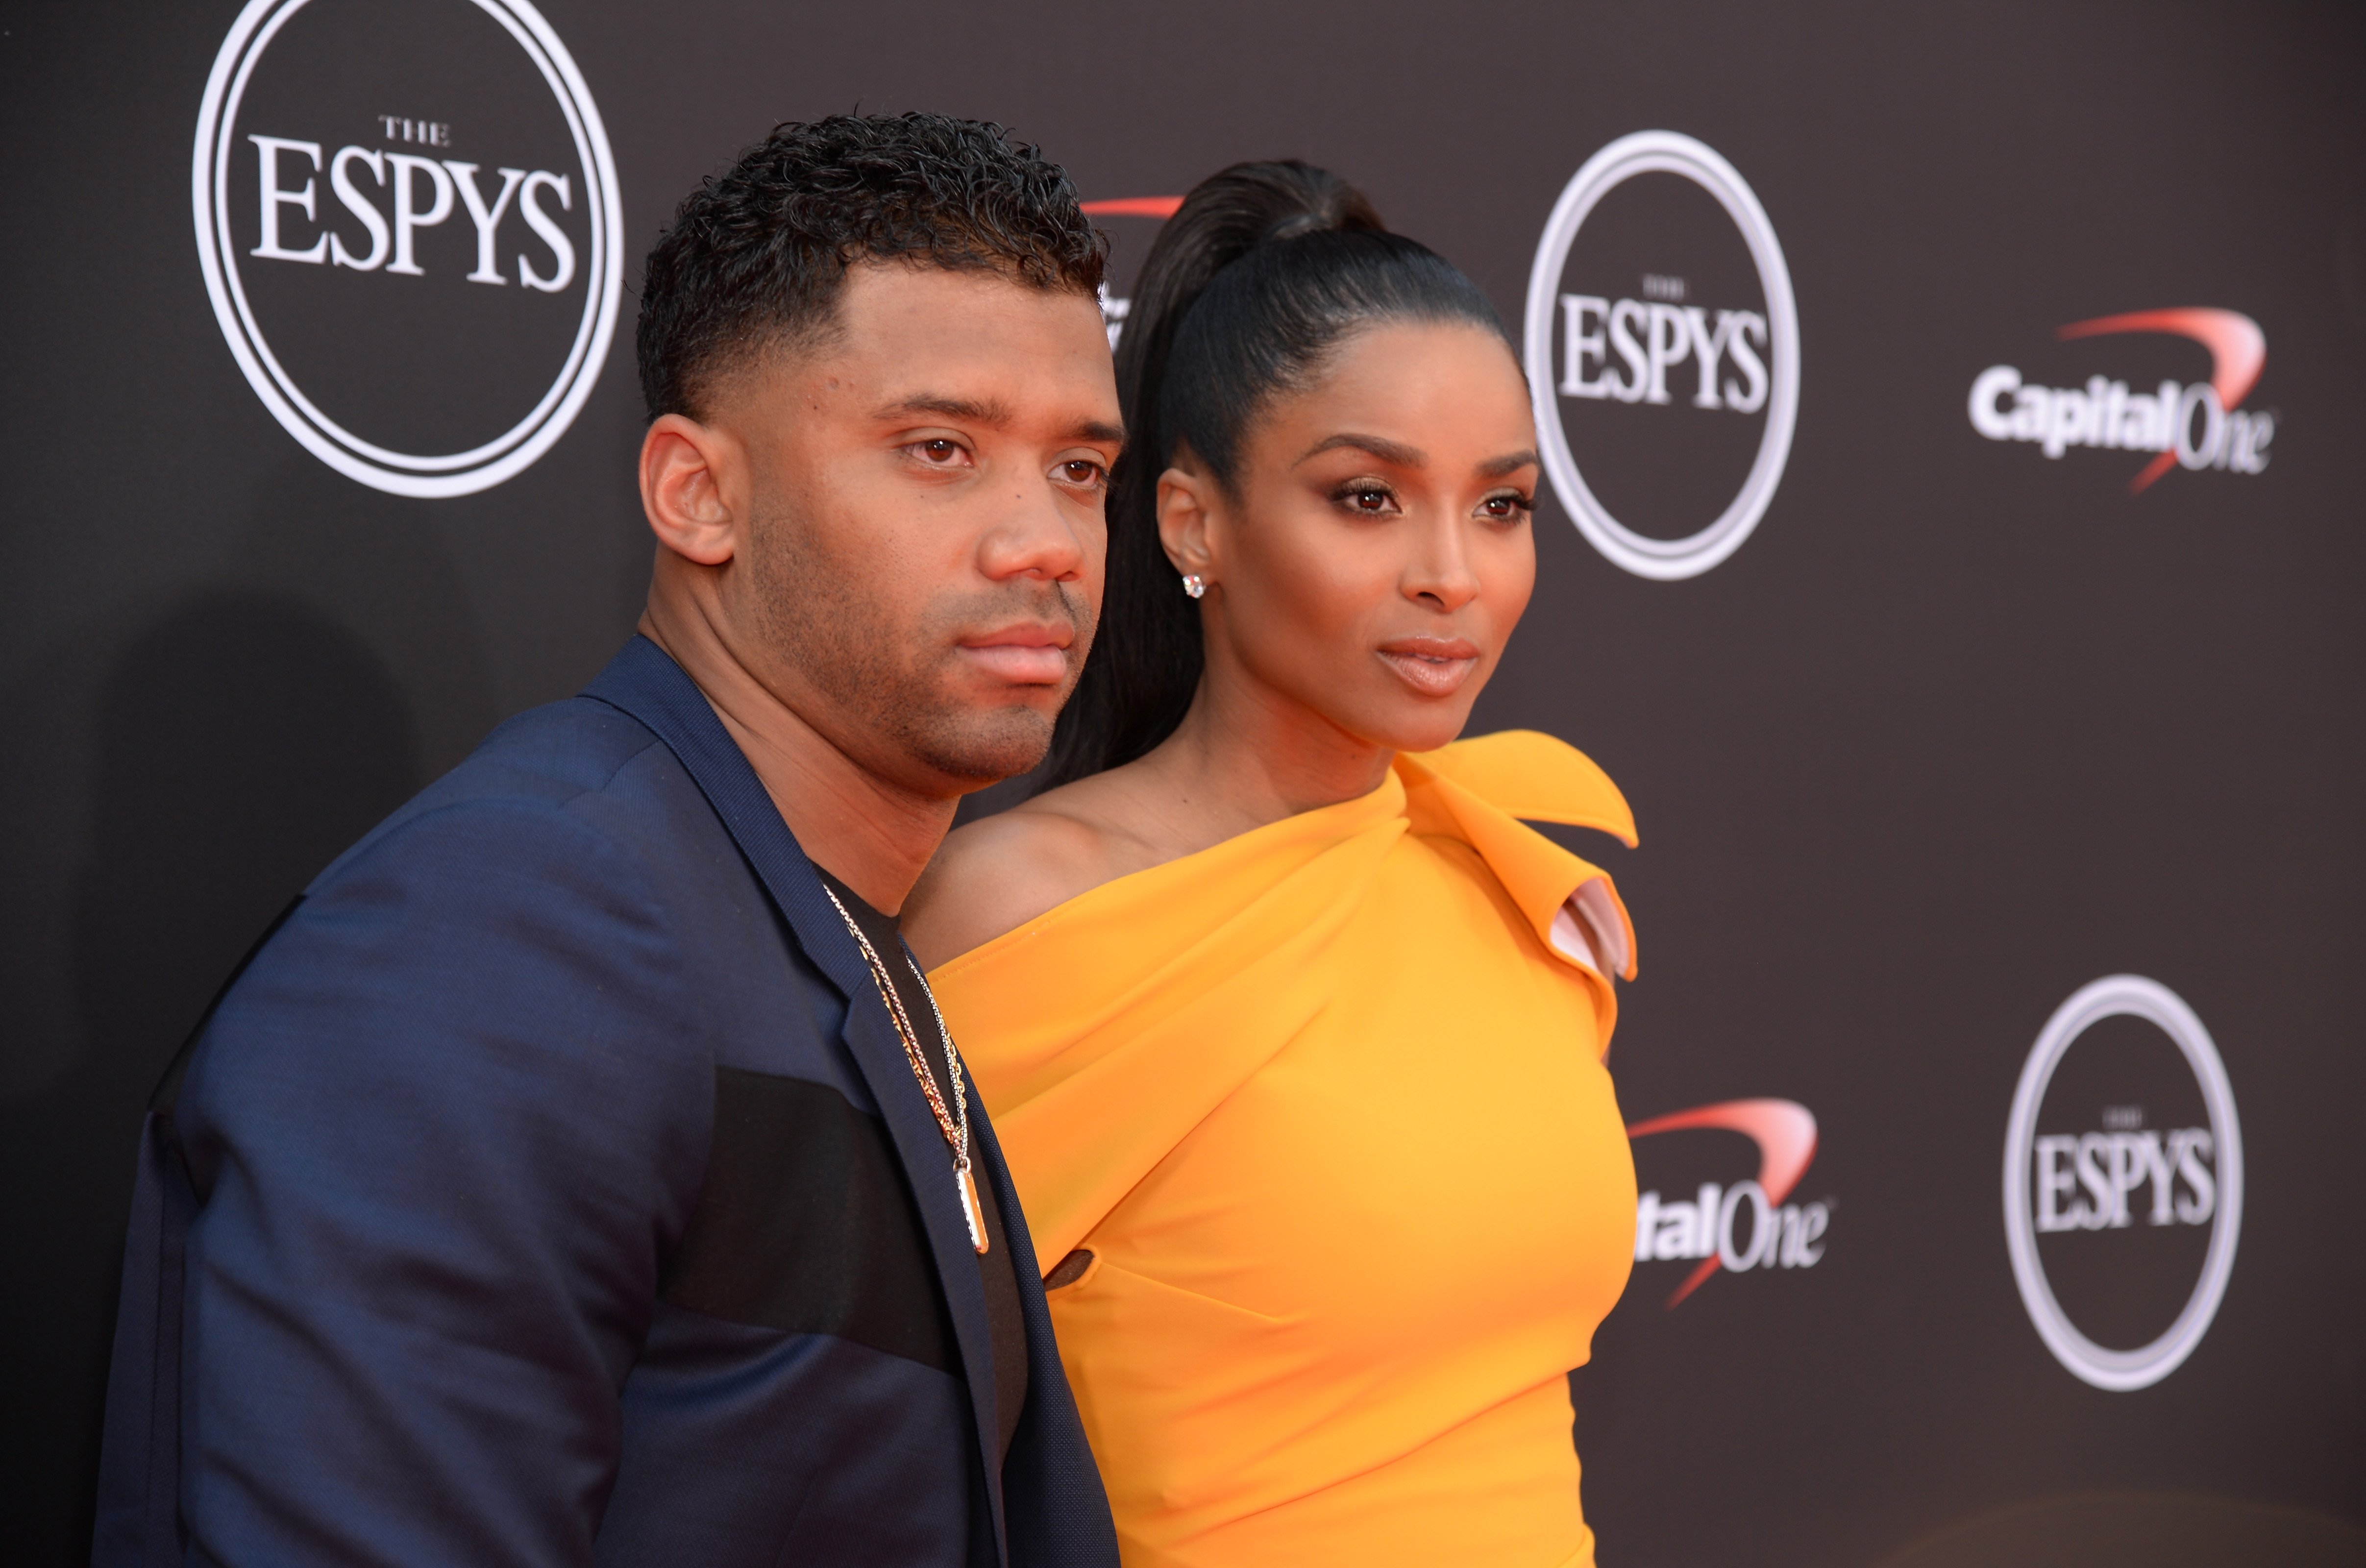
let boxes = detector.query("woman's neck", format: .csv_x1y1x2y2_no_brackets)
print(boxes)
1130,661,1396,846
900,646,1396,967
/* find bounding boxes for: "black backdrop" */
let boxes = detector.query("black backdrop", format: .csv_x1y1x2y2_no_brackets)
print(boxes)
5,2,2364,1563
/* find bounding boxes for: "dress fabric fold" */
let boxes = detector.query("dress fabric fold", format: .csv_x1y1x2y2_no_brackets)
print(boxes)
930,731,1642,1568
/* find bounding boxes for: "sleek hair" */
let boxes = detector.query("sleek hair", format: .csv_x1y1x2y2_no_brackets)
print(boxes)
636,112,1106,421
1037,160,1510,789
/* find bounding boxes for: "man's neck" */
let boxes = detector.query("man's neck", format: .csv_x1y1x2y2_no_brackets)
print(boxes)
638,600,955,916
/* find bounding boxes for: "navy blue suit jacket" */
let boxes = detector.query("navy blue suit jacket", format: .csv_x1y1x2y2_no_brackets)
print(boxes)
92,637,1117,1568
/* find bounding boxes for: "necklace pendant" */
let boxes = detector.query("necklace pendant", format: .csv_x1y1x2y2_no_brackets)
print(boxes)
959,1166,989,1255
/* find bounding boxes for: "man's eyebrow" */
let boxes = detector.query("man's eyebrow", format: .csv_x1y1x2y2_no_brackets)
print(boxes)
874,393,1013,425
1297,432,1426,468
1478,448,1540,478
874,398,1122,448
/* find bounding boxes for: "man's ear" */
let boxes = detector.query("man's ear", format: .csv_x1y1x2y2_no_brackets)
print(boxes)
1156,463,1218,581
641,413,742,567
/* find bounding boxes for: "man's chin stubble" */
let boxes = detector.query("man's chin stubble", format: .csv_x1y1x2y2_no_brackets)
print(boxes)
897,701,1057,785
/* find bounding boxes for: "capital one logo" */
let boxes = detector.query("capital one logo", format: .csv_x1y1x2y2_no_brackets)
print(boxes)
2003,976,2243,1390
1968,310,2274,492
1628,1098,1827,1308
1524,132,1800,580
194,0,623,497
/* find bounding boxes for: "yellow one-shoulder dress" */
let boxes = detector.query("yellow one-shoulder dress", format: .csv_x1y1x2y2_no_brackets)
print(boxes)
929,732,1640,1568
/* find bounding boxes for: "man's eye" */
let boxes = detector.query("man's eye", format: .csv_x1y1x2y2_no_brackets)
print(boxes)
1059,459,1106,486
913,439,966,464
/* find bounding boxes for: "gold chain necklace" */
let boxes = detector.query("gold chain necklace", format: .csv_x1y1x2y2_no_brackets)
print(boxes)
820,884,988,1254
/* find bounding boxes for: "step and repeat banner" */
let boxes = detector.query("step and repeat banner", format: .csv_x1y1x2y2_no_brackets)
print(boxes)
4,1,2362,1563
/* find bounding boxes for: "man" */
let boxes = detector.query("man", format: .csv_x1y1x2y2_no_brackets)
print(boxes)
93,114,1122,1568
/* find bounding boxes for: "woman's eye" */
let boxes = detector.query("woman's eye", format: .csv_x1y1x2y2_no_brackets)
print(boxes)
1338,485,1396,514
1479,492,1532,520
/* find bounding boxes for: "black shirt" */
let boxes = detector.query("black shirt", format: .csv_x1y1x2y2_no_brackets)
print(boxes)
817,869,1030,1464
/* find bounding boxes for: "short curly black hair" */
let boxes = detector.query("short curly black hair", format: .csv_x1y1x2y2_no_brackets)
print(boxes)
636,113,1107,421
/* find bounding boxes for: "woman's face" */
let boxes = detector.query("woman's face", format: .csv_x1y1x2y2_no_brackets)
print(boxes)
1162,320,1540,756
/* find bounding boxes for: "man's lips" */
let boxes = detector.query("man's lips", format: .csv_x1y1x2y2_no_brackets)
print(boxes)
958,625,1073,685
1376,636,1481,697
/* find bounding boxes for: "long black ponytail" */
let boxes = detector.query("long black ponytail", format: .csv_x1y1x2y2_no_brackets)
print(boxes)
1039,160,1508,788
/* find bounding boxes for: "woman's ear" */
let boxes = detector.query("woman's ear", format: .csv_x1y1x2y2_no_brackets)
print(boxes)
1156,463,1218,580
640,414,742,567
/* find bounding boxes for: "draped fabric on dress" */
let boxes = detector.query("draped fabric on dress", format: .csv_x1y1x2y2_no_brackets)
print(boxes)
931,732,1641,1568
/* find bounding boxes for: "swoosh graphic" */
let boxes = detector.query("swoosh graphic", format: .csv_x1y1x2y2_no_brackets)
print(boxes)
2056,308,2265,494
1627,1098,1818,1308
1081,196,1184,219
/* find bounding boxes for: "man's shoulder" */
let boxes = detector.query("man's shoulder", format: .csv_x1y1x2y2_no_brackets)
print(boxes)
432,693,676,812
307,694,705,900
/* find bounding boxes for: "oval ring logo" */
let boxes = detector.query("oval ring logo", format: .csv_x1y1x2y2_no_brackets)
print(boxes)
193,0,623,497
2002,975,2243,1391
1523,131,1799,580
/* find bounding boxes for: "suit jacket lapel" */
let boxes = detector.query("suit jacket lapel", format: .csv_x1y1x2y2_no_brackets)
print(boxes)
585,636,1008,1550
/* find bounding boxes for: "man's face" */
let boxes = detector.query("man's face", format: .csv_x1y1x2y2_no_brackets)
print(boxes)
713,262,1119,792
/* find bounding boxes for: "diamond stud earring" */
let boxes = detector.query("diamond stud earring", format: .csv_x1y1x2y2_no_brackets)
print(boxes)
1182,573,1207,599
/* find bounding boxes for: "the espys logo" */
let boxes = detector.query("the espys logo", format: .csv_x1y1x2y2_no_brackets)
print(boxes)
1524,131,1799,581
1628,1098,1827,1308
2003,976,2243,1391
1079,196,1182,349
194,0,623,497
1968,310,2273,492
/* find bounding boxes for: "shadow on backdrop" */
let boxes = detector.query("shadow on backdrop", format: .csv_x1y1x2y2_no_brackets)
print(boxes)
0,590,418,1566
73,591,421,1084
1875,1491,2366,1568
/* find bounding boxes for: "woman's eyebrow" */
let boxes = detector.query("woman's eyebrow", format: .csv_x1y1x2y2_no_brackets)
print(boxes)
1478,449,1540,478
1296,432,1425,468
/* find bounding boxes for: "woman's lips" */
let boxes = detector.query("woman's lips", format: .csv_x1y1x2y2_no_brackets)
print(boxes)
1376,637,1481,697
960,630,1071,685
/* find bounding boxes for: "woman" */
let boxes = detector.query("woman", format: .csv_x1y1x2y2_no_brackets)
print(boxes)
904,162,1639,1568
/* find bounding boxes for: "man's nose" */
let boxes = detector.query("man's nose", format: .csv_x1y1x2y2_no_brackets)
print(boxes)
979,476,1092,583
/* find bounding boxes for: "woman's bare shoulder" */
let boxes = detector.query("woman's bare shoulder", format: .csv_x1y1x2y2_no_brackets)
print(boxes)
902,781,1152,969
